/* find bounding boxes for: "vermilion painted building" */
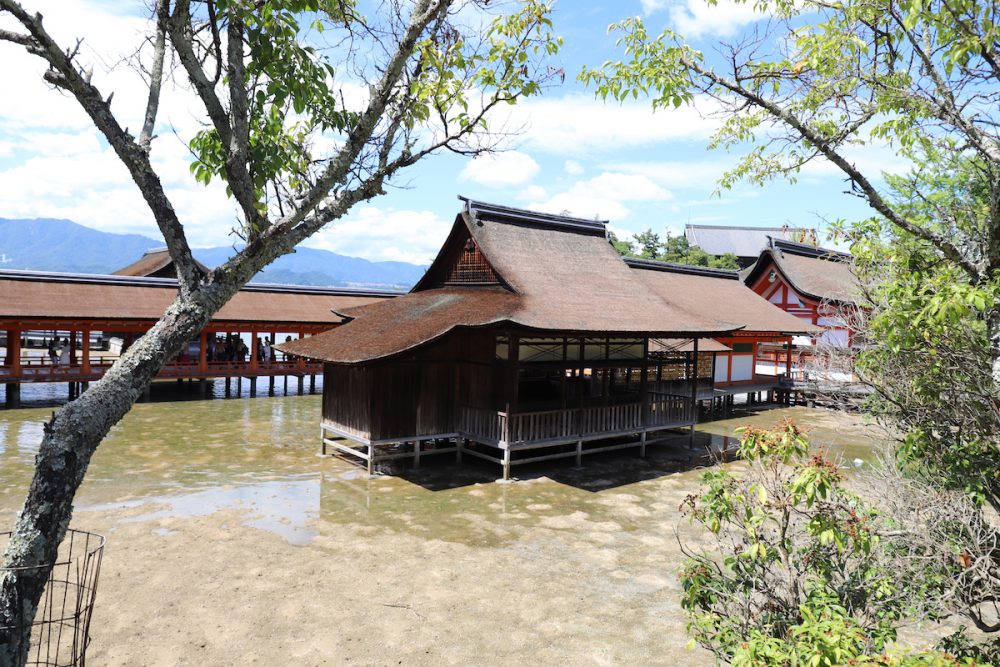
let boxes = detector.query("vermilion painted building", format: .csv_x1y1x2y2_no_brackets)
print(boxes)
743,238,859,353
625,258,817,387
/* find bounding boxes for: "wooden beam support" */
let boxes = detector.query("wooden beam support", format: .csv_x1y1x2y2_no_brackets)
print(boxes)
199,330,208,374
7,329,20,376
81,328,90,375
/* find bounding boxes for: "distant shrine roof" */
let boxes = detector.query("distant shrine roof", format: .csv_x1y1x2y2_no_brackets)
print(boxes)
685,224,817,259
743,237,859,305
625,258,819,335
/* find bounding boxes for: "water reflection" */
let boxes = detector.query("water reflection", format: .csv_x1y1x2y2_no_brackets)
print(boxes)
0,397,889,547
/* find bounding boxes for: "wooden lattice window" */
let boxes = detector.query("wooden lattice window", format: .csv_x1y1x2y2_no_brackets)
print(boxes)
445,238,500,284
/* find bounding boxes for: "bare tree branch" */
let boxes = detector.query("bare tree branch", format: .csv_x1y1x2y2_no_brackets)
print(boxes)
680,54,984,282
138,0,169,150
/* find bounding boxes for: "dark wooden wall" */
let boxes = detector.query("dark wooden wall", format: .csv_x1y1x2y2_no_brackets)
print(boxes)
324,329,500,442
323,364,372,438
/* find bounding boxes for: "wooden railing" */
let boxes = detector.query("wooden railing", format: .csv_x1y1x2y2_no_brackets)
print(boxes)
458,406,506,443
578,403,642,437
647,391,695,426
460,393,693,447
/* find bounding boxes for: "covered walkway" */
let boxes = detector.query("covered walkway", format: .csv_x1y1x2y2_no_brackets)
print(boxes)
0,269,395,406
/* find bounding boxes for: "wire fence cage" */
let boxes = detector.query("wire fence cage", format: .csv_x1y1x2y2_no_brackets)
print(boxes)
0,529,105,666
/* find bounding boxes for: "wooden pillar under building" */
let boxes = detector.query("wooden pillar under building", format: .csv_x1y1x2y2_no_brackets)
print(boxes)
199,330,208,375
689,338,699,448
4,331,19,405
269,375,275,396
297,375,304,395
250,333,259,372
785,340,793,381
309,374,315,394
81,328,90,376
639,339,650,457
297,331,306,371
69,330,77,367
7,328,21,378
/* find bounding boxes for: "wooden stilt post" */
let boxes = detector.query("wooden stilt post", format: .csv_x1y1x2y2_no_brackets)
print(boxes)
640,431,647,458
81,328,90,377
456,438,464,463
269,375,275,395
413,440,421,470
367,443,375,476
575,439,583,467
69,330,77,368
689,337,699,449
502,447,511,481
199,330,208,376
320,427,327,456
309,374,315,394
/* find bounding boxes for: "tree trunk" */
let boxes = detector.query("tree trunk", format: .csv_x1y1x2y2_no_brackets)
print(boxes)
0,284,235,665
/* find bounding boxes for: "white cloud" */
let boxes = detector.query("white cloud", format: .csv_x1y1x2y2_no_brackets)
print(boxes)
670,0,766,38
304,207,451,265
459,150,540,187
516,185,548,201
640,0,670,14
528,172,672,221
640,0,767,38
564,160,584,175
505,93,722,156
607,159,737,189
797,142,912,179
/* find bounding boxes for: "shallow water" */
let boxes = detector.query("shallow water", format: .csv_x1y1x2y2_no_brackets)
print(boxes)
0,396,888,546
1,397,922,665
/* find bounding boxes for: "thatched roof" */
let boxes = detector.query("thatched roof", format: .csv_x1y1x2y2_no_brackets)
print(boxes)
281,199,744,364
626,258,820,335
0,270,393,325
743,239,859,305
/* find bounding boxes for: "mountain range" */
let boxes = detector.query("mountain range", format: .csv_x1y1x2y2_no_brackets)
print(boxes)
0,217,426,289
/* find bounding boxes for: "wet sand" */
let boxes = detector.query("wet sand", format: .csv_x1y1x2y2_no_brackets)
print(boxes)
0,398,948,665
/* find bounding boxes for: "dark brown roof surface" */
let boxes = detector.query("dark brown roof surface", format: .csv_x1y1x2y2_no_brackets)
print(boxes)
0,271,390,324
743,239,859,304
113,248,211,278
280,287,519,363
465,201,739,334
282,200,745,364
627,259,819,335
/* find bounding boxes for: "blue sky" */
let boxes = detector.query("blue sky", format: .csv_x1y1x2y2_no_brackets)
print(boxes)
0,0,900,265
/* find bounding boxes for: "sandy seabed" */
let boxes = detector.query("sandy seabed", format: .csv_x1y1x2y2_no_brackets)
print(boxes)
3,491,709,665
0,401,962,665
